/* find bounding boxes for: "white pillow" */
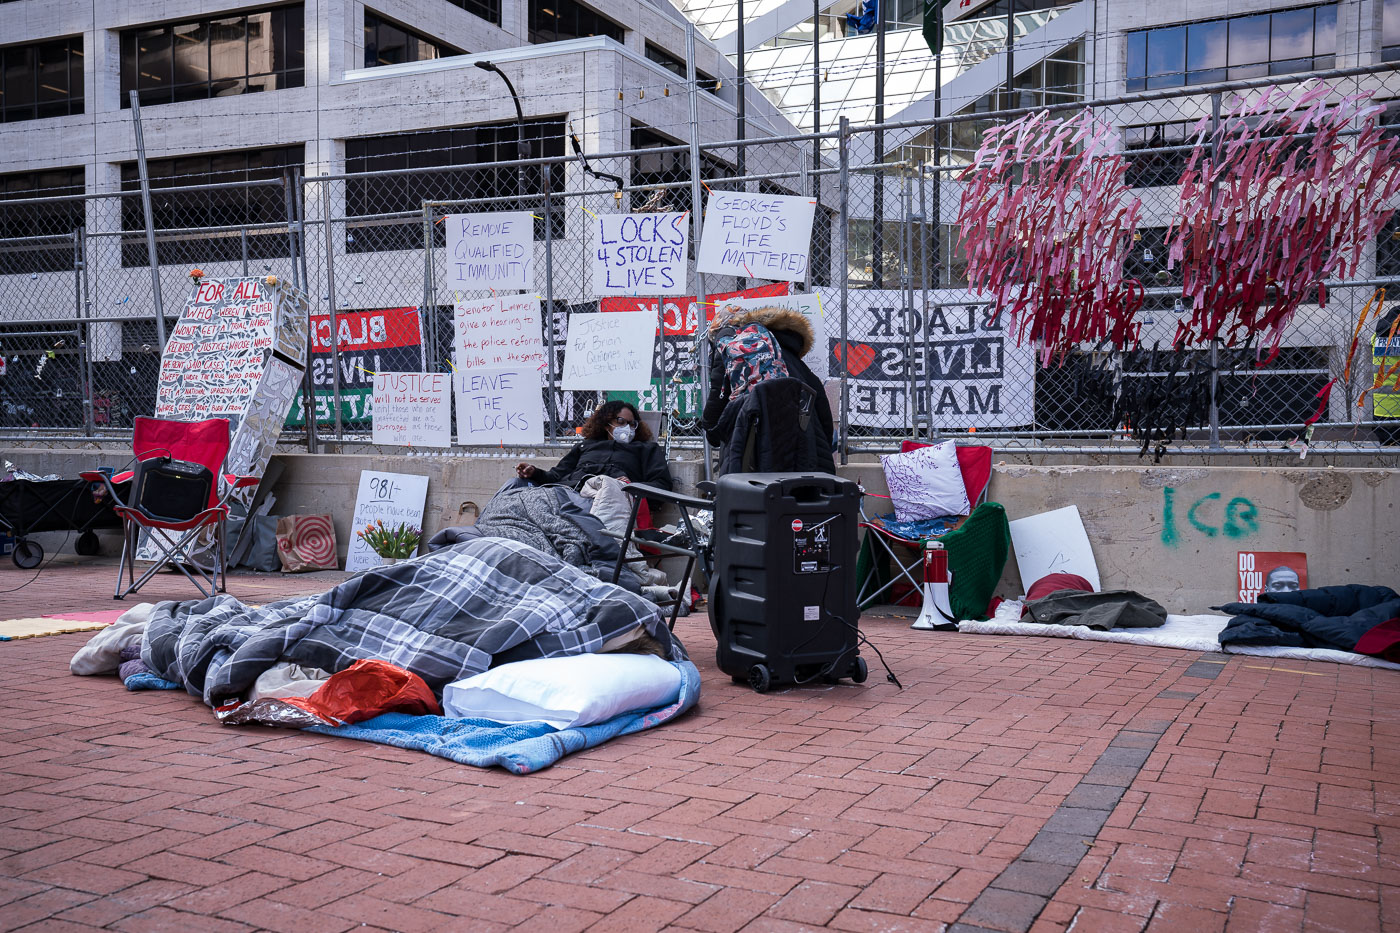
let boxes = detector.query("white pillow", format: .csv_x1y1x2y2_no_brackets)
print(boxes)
879,441,971,523
442,653,683,729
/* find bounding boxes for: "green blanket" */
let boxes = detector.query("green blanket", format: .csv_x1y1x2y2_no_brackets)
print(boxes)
857,502,1011,620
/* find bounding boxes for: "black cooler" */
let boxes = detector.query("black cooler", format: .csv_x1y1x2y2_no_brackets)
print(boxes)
709,473,865,692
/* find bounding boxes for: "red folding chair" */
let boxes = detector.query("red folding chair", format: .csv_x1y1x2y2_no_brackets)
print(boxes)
82,417,259,600
857,443,993,608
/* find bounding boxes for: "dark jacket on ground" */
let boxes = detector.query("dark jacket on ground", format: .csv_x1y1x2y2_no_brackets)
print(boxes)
1023,589,1168,630
1215,585,1400,657
535,438,674,491
701,305,833,451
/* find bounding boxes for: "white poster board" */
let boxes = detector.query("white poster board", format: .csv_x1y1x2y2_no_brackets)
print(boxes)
454,366,545,446
698,191,816,281
345,470,430,573
371,372,452,448
453,295,546,370
443,212,533,291
591,212,689,296
1008,505,1101,595
714,291,827,379
561,310,657,392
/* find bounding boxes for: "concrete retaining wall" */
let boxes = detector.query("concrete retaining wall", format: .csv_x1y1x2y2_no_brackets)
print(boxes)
6,447,1396,614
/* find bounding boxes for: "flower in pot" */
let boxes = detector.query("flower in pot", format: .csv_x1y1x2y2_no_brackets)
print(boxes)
357,519,421,565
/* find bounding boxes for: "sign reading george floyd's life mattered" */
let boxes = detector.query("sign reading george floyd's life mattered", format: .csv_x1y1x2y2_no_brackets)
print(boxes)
698,192,816,282
443,212,534,291
454,366,545,446
561,310,656,392
371,372,451,448
591,212,689,297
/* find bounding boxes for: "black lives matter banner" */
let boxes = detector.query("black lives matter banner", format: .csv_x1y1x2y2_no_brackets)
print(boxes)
817,289,1034,430
285,309,423,428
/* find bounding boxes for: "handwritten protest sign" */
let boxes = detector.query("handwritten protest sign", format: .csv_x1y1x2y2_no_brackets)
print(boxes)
454,366,545,446
561,310,656,392
591,212,689,297
444,212,533,291
371,372,451,447
698,192,816,281
345,471,430,572
453,295,546,371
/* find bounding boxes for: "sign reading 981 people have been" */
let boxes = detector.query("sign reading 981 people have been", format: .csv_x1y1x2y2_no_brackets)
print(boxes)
443,212,534,291
816,288,1034,430
697,192,816,282
591,212,689,297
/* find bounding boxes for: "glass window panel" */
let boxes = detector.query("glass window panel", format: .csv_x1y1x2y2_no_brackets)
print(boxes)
1269,7,1314,62
1228,13,1270,66
3,47,35,120
283,7,305,70
120,32,136,103
209,17,245,83
1313,4,1336,55
1125,32,1146,81
246,13,273,76
1145,26,1185,88
136,27,171,98
1186,20,1226,72
69,41,84,113
1269,57,1312,76
1228,61,1270,80
172,21,208,90
36,41,69,115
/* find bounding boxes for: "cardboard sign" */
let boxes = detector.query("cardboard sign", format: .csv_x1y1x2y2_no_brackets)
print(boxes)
285,308,423,429
819,288,1033,430
454,366,545,446
371,372,451,448
591,212,689,297
698,191,816,281
561,310,656,392
453,295,546,371
1237,551,1308,603
1008,505,1100,595
345,470,430,573
443,211,534,291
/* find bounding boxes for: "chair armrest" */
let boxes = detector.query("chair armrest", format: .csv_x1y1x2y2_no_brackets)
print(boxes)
621,482,715,512
78,471,106,482
224,474,260,490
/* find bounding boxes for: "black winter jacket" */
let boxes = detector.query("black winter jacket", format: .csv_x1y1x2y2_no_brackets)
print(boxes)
535,438,674,491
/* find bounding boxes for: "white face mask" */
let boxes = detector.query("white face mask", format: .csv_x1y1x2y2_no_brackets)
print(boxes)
611,423,636,443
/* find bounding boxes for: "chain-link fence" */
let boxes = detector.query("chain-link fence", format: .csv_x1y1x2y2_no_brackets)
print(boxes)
5,61,1400,455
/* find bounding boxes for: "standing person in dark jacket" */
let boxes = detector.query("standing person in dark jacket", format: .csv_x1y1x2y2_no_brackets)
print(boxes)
515,400,674,491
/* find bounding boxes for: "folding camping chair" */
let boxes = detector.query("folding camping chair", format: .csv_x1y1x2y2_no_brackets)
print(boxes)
81,417,259,600
608,481,717,631
857,443,1006,619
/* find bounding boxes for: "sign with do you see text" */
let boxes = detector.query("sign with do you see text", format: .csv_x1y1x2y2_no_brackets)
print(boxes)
592,212,689,297
443,212,534,291
1237,551,1308,604
698,192,816,282
561,310,657,392
345,471,429,573
454,366,545,447
371,372,451,448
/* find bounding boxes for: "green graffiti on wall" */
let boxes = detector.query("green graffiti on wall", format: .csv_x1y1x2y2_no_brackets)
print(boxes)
1161,487,1259,547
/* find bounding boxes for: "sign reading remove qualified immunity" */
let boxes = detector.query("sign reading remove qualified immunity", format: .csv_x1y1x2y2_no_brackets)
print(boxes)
444,212,533,291
698,192,816,282
561,310,656,392
591,212,689,296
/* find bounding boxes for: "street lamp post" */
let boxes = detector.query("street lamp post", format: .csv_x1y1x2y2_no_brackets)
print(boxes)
474,61,530,208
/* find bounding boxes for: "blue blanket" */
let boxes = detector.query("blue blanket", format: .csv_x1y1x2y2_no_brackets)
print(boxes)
305,660,701,774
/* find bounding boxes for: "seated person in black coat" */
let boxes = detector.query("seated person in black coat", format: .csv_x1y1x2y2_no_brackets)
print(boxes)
515,400,675,492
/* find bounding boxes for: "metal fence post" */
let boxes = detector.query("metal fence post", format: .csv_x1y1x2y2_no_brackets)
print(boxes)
421,202,436,376
839,116,851,464
128,91,167,354
543,184,559,435
1208,92,1223,451
73,229,94,436
686,24,712,481
320,180,344,442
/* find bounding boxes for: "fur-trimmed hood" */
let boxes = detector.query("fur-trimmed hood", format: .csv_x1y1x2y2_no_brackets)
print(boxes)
709,305,814,357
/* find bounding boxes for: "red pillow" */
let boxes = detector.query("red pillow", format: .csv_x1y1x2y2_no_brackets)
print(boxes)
1026,572,1095,602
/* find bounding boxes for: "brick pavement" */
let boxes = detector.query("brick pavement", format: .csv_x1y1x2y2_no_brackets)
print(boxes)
2,556,1398,932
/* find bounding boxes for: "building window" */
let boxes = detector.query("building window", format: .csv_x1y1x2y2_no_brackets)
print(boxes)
445,0,501,27
644,43,719,93
529,0,625,44
1,36,84,123
344,120,566,253
364,10,463,67
0,167,84,275
119,146,302,265
1386,0,1400,62
120,4,304,107
1126,4,1336,92
630,124,731,217
1123,121,1194,188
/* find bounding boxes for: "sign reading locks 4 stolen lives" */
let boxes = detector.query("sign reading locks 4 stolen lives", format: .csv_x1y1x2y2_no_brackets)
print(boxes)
371,372,451,448
561,310,657,392
345,470,430,573
444,212,534,291
818,288,1034,430
698,192,816,282
591,212,689,297
455,366,545,446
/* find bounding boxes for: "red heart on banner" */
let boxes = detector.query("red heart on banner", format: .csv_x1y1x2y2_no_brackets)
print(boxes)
833,342,877,377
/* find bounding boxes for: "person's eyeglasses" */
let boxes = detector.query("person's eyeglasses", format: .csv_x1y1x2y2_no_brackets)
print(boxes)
610,415,635,426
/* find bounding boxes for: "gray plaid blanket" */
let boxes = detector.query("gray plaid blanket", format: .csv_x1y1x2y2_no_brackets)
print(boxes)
143,536,682,708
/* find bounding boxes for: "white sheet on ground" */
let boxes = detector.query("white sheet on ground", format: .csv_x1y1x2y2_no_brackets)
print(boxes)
958,609,1400,672
68,603,155,675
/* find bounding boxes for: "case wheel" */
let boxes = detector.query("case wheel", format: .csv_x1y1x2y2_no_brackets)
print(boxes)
12,538,43,570
75,531,100,556
747,664,772,693
849,657,868,684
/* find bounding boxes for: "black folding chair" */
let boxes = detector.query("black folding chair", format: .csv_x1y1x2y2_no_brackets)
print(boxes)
608,482,716,630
